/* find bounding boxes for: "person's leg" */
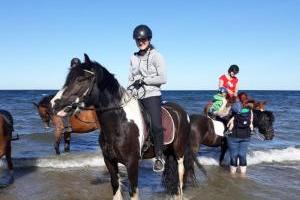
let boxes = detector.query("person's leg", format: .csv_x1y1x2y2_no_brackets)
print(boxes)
238,137,250,175
140,96,164,172
227,137,239,174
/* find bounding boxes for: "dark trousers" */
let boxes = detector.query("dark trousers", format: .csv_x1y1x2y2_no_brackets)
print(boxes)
140,96,163,158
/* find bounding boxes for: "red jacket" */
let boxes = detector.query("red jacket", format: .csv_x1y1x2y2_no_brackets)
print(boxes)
219,74,238,97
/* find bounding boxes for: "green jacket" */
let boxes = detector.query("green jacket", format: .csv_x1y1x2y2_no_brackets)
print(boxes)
211,94,225,112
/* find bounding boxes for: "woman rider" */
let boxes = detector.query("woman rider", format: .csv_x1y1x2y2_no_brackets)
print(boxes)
219,65,240,99
128,24,167,172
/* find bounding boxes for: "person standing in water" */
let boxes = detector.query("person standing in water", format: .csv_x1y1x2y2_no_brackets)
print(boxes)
128,24,167,172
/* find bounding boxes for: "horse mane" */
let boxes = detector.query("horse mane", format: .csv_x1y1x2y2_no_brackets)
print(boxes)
39,94,55,106
64,57,124,102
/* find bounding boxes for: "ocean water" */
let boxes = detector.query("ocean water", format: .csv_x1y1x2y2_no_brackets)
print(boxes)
0,90,300,199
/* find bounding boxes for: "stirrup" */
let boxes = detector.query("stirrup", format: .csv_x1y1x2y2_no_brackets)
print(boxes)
153,158,165,172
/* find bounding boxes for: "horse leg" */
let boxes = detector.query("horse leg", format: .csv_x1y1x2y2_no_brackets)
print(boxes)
54,128,63,155
177,156,184,200
64,132,71,152
126,160,139,200
5,141,14,184
219,137,228,166
104,157,122,200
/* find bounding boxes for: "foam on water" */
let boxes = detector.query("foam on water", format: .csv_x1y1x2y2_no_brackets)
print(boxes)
1,147,300,169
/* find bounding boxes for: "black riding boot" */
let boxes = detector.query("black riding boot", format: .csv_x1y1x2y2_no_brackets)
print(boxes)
153,127,165,172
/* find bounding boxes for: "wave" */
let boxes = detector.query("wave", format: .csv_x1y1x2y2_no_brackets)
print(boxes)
1,147,300,169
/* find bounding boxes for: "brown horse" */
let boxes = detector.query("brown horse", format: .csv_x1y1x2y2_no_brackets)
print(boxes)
190,100,275,166
0,110,15,187
33,95,100,155
51,54,201,199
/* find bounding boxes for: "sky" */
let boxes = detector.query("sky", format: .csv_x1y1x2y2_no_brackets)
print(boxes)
0,0,299,90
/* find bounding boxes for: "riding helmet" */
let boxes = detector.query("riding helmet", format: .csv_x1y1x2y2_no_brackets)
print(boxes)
133,25,152,40
218,87,228,94
70,57,81,68
228,64,239,74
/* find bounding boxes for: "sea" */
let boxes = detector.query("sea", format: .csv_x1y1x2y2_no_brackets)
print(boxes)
0,90,299,200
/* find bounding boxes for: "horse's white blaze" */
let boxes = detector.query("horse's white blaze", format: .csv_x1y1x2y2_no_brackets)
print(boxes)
178,157,184,198
122,96,145,155
50,87,66,108
131,188,139,200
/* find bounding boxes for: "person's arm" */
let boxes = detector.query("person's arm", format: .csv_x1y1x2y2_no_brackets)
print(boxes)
234,82,239,97
143,53,166,85
218,79,224,88
128,59,135,86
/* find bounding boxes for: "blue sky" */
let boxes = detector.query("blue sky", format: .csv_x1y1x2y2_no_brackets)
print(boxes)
0,0,299,90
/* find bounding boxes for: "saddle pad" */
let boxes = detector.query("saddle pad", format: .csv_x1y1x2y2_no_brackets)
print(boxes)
162,106,175,145
210,117,225,137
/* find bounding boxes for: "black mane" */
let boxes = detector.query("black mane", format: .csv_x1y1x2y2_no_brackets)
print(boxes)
39,94,55,106
64,57,124,104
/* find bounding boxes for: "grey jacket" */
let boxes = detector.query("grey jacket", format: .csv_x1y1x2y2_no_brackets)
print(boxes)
128,48,167,99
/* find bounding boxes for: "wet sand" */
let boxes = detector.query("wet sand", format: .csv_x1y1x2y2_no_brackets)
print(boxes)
1,163,299,200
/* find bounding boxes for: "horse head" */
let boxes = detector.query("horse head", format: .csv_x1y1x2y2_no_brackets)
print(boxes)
34,95,55,128
51,54,122,117
253,109,275,140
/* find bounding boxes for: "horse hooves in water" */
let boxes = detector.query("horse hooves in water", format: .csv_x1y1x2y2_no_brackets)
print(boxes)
0,175,14,188
64,146,70,152
54,144,60,155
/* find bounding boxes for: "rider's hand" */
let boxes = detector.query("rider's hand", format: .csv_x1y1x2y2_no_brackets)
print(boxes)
132,79,145,88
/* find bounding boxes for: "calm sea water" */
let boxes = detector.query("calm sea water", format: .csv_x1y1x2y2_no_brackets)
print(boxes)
0,90,300,199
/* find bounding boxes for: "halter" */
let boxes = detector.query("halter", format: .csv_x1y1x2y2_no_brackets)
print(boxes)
66,70,142,115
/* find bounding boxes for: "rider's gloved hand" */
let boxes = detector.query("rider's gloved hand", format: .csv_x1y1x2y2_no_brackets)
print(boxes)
132,79,145,88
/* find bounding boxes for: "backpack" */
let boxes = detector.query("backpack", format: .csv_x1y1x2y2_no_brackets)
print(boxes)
234,111,251,129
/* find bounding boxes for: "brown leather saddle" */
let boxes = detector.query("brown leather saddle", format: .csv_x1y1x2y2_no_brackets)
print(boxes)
141,105,175,147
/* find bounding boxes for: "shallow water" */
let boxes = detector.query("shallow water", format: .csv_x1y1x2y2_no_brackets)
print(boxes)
0,90,300,199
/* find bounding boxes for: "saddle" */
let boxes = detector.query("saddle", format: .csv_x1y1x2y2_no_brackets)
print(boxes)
0,109,14,131
140,102,175,149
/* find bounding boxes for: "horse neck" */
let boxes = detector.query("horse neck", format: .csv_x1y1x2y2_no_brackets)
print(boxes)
252,109,260,128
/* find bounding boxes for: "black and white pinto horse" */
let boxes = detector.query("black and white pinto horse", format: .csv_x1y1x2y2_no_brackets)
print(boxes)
51,54,200,199
189,108,275,166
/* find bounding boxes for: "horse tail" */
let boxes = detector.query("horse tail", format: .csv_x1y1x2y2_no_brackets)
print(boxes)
162,148,180,195
183,133,197,186
184,115,207,184
184,133,207,183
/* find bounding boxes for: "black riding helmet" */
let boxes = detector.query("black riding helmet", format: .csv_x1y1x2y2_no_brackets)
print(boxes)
133,24,152,40
70,57,81,68
228,64,239,74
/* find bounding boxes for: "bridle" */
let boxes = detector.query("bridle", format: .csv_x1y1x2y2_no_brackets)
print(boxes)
62,69,145,115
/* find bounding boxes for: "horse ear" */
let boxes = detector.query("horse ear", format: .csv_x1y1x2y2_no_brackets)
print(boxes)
32,102,39,108
262,101,267,105
84,54,91,64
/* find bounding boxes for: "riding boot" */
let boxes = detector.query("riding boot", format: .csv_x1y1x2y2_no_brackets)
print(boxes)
152,127,165,172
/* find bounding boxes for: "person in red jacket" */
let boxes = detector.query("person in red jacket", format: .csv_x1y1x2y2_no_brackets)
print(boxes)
219,65,239,98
